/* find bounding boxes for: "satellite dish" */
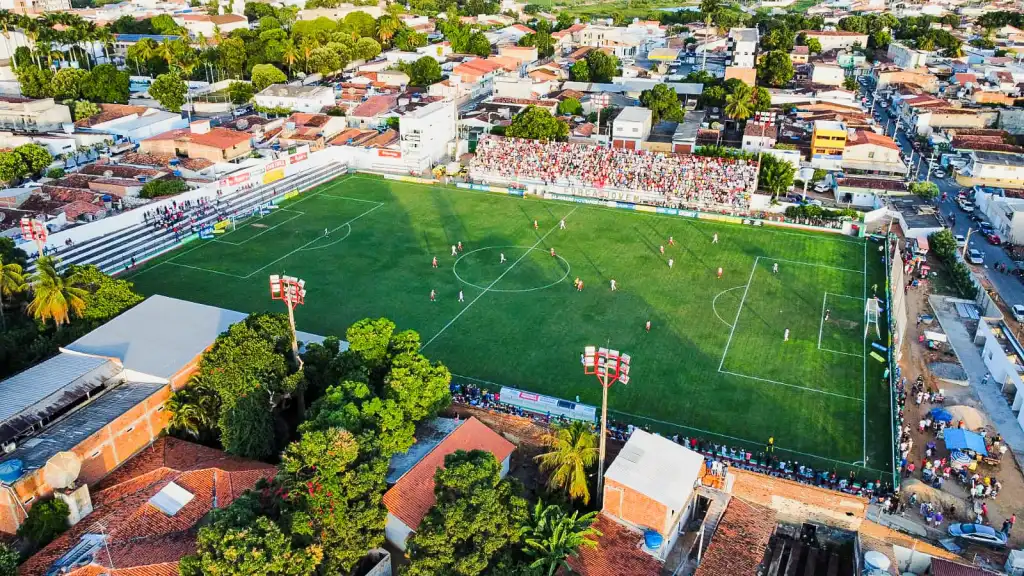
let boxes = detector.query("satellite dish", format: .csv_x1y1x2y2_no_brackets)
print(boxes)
236,119,249,130
864,551,891,572
103,170,113,177
43,451,82,490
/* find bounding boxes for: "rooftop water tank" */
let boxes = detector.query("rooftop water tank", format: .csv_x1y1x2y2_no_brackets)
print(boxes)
643,530,663,550
0,459,24,484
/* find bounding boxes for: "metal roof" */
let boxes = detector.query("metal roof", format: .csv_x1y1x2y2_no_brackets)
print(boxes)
0,381,164,476
64,295,248,380
0,353,119,446
604,429,704,512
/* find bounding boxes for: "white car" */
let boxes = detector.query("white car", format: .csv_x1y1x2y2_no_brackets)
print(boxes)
968,249,984,264
1012,304,1024,323
955,234,966,248
814,181,831,193
934,169,947,179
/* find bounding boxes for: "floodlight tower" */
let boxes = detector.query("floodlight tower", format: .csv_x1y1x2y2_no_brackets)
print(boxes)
20,218,48,258
270,274,306,370
592,93,610,143
583,346,631,505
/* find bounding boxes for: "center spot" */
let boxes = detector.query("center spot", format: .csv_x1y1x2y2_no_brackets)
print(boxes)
453,246,571,293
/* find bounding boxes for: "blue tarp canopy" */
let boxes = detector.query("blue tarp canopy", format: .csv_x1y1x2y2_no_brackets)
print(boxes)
929,407,954,423
944,429,988,456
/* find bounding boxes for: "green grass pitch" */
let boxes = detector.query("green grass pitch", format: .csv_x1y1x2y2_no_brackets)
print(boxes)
127,174,893,476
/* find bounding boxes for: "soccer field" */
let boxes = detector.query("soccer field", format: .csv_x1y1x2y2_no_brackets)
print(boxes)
127,174,893,475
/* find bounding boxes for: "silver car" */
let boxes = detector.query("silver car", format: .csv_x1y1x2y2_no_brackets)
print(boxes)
947,523,1008,547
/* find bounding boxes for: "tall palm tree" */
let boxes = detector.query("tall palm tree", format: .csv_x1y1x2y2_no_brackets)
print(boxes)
282,40,298,76
300,37,316,73
522,502,601,576
724,83,754,121
375,15,400,46
166,374,220,441
157,39,176,68
27,256,87,328
535,420,598,504
0,256,25,330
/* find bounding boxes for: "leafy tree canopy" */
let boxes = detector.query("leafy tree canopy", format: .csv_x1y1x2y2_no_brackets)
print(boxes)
639,83,683,123
150,72,188,113
757,50,794,87
252,63,288,91
506,106,569,142
229,81,258,105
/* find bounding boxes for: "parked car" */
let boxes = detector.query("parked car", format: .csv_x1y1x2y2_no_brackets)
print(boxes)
1012,304,1024,323
933,169,947,179
978,221,994,233
987,233,1002,245
955,234,967,248
814,181,831,193
968,249,985,264
959,200,976,213
948,523,1008,547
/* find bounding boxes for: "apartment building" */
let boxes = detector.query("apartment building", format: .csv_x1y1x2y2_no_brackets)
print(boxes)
727,28,758,68
887,42,929,69
400,99,456,164
0,97,71,132
810,120,847,170
612,106,652,150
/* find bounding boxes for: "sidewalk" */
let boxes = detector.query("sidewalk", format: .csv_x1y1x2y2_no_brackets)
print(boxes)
928,294,1024,472
866,504,931,538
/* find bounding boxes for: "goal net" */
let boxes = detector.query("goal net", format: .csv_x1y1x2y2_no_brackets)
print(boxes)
865,297,881,339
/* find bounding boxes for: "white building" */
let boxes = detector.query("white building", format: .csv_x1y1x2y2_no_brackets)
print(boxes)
741,123,778,153
0,97,71,132
254,84,336,114
887,42,929,69
727,28,758,68
801,30,868,52
611,106,652,150
810,63,846,86
172,14,249,37
399,100,456,165
0,0,69,14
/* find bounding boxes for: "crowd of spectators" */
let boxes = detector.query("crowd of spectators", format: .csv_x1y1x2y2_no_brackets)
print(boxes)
470,136,757,210
143,197,221,240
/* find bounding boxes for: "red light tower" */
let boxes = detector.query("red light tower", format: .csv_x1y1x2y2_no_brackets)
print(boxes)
583,345,631,504
20,218,48,258
270,274,306,370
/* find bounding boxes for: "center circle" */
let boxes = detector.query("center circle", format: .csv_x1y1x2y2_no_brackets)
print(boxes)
453,246,571,293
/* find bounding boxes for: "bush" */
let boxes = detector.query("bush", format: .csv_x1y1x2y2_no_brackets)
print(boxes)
950,261,979,299
140,178,189,199
929,229,957,261
0,542,17,576
17,498,69,553
46,167,65,179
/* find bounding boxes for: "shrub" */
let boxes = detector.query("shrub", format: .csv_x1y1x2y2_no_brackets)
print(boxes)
46,167,65,179
17,498,69,553
140,178,189,199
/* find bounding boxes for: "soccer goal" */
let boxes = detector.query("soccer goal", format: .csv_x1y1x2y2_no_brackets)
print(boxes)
865,297,881,339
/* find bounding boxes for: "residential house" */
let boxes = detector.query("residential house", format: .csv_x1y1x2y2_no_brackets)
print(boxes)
742,122,778,153
612,106,652,149
801,30,868,52
74,104,187,143
484,24,534,46
172,13,248,36
842,130,908,177
498,44,538,64
887,42,929,69
348,94,399,129
834,176,907,207
810,63,846,86
600,429,705,562
956,150,1024,188
692,499,777,576
140,121,251,163
0,96,71,132
578,25,644,60
383,417,514,551
254,84,336,114
0,0,69,14
790,45,810,65
277,113,348,151
810,119,847,170
873,67,939,92
17,438,276,576
724,66,757,86
400,99,456,164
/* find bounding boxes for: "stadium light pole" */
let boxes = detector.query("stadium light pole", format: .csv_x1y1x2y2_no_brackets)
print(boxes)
583,346,631,506
20,217,48,258
270,274,306,370
592,93,609,143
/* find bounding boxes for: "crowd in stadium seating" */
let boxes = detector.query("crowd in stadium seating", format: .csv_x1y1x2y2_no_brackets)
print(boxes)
470,137,757,209
143,197,220,239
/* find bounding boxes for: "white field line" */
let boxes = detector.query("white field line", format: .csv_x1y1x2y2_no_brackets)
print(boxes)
420,206,578,351
215,210,306,246
818,292,828,349
718,256,760,371
862,239,869,465
165,261,248,278
770,257,865,275
719,369,865,402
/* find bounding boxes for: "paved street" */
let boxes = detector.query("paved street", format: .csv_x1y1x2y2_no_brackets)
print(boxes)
860,78,1024,309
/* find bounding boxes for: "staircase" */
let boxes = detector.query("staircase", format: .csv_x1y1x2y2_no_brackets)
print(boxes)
28,163,349,276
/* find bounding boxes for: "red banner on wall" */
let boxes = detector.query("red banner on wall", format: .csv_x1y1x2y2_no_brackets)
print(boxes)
289,152,308,164
377,149,402,158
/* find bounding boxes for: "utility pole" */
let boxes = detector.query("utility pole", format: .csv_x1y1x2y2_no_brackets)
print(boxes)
962,228,974,259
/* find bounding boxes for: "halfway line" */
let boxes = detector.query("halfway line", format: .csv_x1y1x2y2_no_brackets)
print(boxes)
420,207,578,350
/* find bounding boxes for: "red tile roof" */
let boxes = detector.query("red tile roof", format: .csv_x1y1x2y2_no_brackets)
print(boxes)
350,94,399,118
62,200,104,220
74,104,148,127
693,498,776,576
564,514,662,576
383,417,514,530
144,127,250,151
19,438,275,576
846,129,900,150
931,558,1001,576
120,152,214,171
955,73,978,85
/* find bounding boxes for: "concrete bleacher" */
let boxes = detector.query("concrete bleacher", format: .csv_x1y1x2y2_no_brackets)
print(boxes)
28,163,348,275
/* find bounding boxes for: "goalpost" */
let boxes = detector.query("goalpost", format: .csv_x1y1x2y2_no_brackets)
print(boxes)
865,297,881,339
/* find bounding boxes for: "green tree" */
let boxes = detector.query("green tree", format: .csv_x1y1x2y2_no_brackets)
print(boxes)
343,11,376,38
752,86,772,112
506,106,569,141
46,167,64,179
181,514,322,576
0,256,25,330
806,37,822,54
14,144,52,176
467,31,491,56
151,14,185,35
50,67,88,100
220,37,248,77
869,29,891,49
15,65,53,99
929,228,957,261
535,421,597,504
67,264,143,322
375,14,401,45
167,374,221,444
759,154,796,197
150,72,188,113
584,50,617,83
843,76,857,91
0,542,18,576
394,27,428,51
252,63,287,90
639,83,683,123
406,450,529,576
757,50,794,87
72,100,101,121
569,59,590,81
354,36,382,60
409,55,442,85
82,64,130,104
557,97,582,116
0,151,28,183
27,256,87,328
700,84,726,108
221,390,276,460
521,503,600,576
17,498,69,553
229,81,257,105
910,180,939,199
723,83,753,121
140,178,189,198
761,26,794,52
838,15,867,33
